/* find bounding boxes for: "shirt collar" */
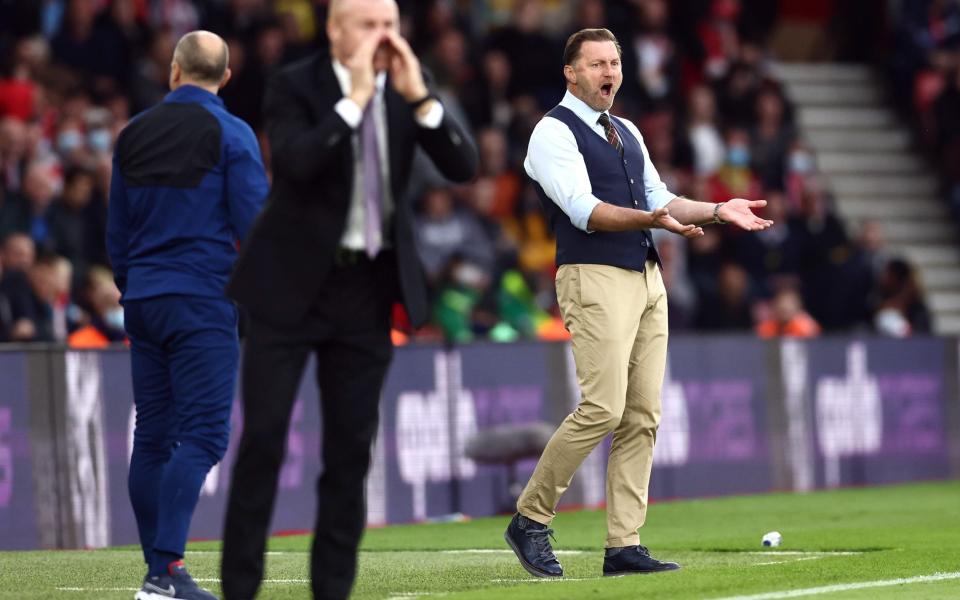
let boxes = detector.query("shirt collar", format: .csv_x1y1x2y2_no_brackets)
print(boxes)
331,58,387,97
165,84,224,107
559,89,608,128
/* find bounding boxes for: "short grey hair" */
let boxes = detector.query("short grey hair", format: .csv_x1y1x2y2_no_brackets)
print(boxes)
173,31,228,84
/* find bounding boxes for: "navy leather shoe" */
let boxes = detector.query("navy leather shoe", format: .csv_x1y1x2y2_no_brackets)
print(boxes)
503,513,563,578
602,545,680,576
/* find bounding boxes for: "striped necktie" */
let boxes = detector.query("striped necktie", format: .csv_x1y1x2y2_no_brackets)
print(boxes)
597,112,623,157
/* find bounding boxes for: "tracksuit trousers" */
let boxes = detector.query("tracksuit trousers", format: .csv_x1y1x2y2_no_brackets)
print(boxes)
124,294,238,566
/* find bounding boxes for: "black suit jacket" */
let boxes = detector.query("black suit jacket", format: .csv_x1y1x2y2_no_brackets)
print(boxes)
227,53,478,328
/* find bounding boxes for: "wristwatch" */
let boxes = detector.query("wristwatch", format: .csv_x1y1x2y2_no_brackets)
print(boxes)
408,93,437,110
713,202,728,225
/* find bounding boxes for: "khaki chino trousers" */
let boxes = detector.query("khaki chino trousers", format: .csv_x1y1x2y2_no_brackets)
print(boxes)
517,261,668,547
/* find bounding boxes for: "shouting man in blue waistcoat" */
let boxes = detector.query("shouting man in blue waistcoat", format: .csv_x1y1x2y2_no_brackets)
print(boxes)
504,28,773,579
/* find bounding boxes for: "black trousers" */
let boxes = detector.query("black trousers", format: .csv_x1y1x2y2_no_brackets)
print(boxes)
221,251,396,600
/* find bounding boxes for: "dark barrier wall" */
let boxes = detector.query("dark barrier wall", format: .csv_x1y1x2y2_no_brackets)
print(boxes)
2,337,959,550
650,336,774,499
777,338,955,491
0,352,38,550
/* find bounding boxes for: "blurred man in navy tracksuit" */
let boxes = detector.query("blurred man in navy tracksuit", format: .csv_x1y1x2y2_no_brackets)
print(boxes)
107,30,267,600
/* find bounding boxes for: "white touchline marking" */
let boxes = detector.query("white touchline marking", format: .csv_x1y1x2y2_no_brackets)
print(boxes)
440,549,586,555
489,577,595,583
55,581,310,593
740,551,863,556
186,549,865,556
57,587,139,592
712,571,960,600
187,550,310,555
194,578,310,584
754,556,823,566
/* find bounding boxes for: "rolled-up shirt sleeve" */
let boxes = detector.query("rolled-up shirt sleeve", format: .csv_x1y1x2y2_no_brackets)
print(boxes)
622,120,677,210
523,117,602,232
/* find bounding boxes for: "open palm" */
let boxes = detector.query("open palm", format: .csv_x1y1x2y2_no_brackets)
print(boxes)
720,199,774,231
651,208,704,239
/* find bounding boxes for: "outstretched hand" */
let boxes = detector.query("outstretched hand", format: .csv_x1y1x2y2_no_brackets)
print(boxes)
719,199,774,231
651,207,704,239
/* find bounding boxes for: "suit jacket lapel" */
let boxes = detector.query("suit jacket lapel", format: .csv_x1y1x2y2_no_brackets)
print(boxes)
313,55,342,114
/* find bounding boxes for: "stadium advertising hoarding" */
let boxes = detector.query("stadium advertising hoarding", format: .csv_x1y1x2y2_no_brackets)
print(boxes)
100,344,550,544
0,352,39,550
651,337,774,498
2,337,959,549
569,337,775,507
100,340,778,544
785,338,953,489
380,342,560,524
100,350,323,546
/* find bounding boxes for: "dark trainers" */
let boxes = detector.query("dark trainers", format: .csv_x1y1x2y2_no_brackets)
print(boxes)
602,545,681,576
134,562,218,600
504,513,563,578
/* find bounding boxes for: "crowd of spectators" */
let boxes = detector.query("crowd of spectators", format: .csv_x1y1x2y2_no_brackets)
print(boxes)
0,0,932,345
892,0,960,221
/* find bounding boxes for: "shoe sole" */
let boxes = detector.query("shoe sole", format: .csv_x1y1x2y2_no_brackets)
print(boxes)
134,591,196,600
503,530,563,578
135,592,181,600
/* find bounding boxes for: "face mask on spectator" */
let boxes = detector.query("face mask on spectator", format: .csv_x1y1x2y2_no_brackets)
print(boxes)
789,151,813,174
875,307,910,338
727,145,750,167
104,306,125,331
57,130,84,154
452,262,486,288
88,129,112,153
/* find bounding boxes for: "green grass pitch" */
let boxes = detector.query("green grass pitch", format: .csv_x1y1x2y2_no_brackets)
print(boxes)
1,480,958,599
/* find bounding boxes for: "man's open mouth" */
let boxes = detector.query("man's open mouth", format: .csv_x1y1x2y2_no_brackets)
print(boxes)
600,83,613,97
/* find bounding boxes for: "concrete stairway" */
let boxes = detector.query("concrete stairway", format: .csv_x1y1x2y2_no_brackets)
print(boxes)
773,63,960,335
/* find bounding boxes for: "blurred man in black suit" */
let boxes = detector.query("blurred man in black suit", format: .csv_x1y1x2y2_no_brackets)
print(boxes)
220,1,478,599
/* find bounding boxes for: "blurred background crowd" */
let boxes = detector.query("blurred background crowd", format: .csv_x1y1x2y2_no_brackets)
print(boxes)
891,0,960,246
0,0,944,345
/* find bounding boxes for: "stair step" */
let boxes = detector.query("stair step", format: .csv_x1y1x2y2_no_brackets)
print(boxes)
784,83,884,106
783,61,959,334
896,244,960,267
799,107,897,128
882,220,955,243
806,129,912,152
817,152,925,174
836,197,947,220
829,174,939,196
772,63,874,83
918,266,960,289
933,314,960,335
927,292,960,312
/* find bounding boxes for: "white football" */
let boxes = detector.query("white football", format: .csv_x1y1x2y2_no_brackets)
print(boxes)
762,531,782,547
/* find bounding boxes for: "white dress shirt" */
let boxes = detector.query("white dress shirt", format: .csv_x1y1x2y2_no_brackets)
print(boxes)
331,59,444,250
524,90,677,232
